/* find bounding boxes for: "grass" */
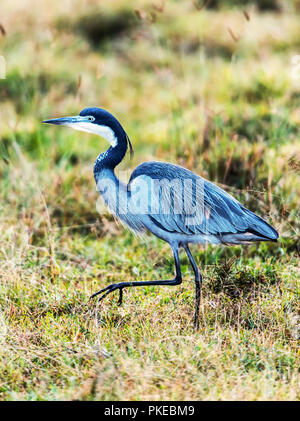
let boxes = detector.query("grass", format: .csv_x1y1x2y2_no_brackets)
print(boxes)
0,0,299,400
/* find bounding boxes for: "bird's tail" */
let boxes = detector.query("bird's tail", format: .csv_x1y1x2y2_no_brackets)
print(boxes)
221,208,279,245
243,208,279,241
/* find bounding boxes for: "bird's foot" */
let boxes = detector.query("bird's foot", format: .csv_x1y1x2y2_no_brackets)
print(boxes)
117,288,123,306
89,283,124,306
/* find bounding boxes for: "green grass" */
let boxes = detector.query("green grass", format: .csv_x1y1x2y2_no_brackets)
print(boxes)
0,0,299,400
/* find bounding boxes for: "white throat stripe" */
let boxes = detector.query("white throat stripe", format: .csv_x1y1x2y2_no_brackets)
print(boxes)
66,122,118,147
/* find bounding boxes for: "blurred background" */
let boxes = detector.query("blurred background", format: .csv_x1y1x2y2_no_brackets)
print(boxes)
0,0,299,401
0,0,299,235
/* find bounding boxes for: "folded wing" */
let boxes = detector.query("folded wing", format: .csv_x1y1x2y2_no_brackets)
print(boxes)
129,161,278,241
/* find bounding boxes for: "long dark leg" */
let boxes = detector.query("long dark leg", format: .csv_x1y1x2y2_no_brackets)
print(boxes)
183,244,202,330
90,246,182,304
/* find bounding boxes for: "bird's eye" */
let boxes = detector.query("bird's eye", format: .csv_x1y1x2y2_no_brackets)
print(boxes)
88,116,94,122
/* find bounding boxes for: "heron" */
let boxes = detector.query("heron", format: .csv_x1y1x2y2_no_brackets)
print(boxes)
43,107,278,329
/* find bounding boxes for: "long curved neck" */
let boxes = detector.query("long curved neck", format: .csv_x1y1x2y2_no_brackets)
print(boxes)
93,131,127,179
93,132,129,218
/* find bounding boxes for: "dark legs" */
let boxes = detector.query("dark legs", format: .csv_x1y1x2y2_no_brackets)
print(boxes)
183,244,202,330
90,246,182,304
90,243,202,330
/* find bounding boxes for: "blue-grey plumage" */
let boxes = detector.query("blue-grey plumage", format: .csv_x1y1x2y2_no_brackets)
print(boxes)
127,161,278,245
43,107,279,330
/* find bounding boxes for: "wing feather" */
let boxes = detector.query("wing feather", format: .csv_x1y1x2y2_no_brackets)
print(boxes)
129,161,278,240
